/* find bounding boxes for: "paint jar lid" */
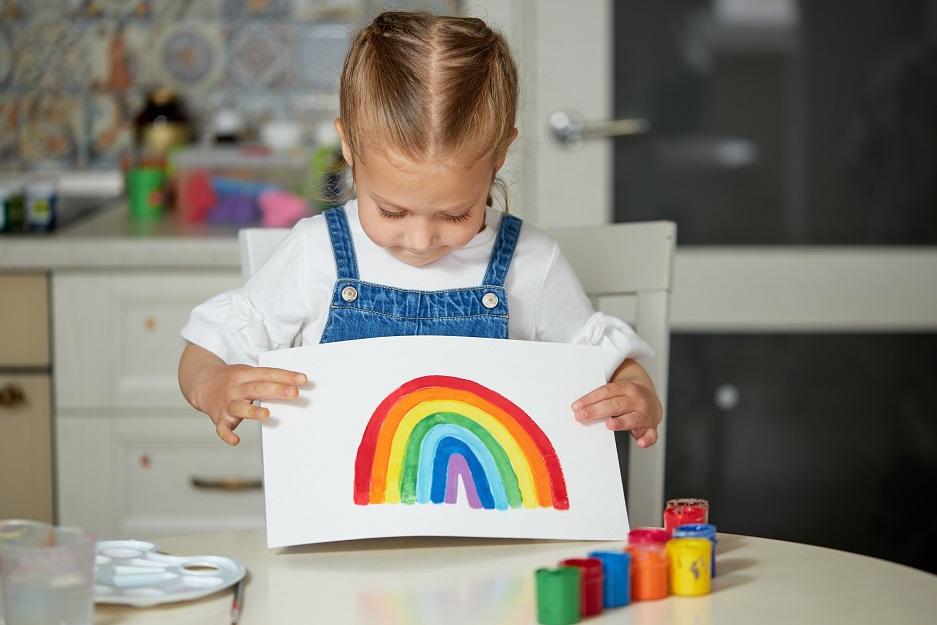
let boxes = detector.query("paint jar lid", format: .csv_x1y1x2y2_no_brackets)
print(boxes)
627,542,669,567
559,557,604,581
667,537,714,557
666,497,710,511
536,566,580,625
628,527,671,545
673,523,717,539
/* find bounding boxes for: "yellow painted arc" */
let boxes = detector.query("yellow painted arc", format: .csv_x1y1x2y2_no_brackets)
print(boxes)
383,399,539,508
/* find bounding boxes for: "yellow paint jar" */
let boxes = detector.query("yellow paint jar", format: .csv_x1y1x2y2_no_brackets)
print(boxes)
667,538,712,596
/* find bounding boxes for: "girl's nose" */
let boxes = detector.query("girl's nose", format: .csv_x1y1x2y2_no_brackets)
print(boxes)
406,223,437,251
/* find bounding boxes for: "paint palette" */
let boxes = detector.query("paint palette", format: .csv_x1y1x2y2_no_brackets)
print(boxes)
93,540,245,607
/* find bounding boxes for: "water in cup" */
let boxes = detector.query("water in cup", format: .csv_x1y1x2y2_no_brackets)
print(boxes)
0,520,96,625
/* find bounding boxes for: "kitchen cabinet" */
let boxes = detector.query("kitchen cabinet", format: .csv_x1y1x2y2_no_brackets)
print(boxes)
53,270,265,539
0,273,54,523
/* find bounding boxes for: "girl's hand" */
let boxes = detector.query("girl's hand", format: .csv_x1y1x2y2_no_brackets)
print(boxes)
570,359,663,448
179,343,307,446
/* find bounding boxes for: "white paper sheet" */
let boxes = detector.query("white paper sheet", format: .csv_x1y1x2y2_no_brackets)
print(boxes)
259,336,629,547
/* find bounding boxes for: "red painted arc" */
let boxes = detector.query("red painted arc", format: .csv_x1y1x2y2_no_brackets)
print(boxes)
353,375,569,509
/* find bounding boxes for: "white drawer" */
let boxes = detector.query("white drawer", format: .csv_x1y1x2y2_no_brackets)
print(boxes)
57,413,264,540
53,271,241,409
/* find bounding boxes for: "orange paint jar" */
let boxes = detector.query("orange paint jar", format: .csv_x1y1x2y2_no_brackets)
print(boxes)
626,543,669,601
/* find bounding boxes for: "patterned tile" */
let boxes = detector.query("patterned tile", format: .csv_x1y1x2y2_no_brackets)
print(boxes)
86,21,155,90
13,21,87,91
225,21,292,89
222,0,290,19
79,0,149,18
291,22,349,93
0,26,13,90
0,96,18,163
152,0,221,20
88,89,143,166
291,0,363,22
18,92,86,167
0,1,27,20
153,20,224,90
19,0,83,20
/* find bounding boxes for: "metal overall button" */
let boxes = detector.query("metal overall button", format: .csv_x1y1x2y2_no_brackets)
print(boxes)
341,286,358,302
481,292,499,309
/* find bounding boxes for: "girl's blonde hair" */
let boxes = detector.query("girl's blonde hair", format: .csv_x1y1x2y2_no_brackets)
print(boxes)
339,11,519,208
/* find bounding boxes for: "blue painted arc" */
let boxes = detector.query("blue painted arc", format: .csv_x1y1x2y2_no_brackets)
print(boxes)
415,423,509,510
430,438,492,507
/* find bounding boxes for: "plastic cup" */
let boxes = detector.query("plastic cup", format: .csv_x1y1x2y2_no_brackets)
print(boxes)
0,519,97,625
127,167,167,220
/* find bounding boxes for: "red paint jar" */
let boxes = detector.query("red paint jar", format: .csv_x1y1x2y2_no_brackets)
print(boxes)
558,557,604,616
628,527,671,546
663,498,709,533
626,543,669,601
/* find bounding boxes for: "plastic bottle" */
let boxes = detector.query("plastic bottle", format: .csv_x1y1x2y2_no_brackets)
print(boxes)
24,180,57,232
134,87,193,169
0,182,26,233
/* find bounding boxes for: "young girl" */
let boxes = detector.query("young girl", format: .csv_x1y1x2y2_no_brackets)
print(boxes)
178,11,663,451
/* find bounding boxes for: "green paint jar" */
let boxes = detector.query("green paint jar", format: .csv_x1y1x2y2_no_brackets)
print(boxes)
535,566,580,625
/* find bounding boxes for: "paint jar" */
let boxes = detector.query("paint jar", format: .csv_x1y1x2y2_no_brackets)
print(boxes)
673,523,718,577
587,550,631,608
628,527,672,547
667,538,712,596
0,182,26,232
627,543,669,601
663,498,709,533
558,557,604,617
535,566,580,625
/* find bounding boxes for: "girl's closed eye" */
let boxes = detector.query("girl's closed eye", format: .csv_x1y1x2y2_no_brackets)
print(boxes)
377,207,406,220
444,210,472,223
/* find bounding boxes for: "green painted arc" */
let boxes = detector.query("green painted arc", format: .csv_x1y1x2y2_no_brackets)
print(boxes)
399,412,523,509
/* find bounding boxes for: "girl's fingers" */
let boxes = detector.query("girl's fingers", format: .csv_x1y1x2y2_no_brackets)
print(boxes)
216,418,241,446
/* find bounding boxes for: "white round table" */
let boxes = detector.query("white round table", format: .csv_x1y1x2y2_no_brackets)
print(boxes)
93,530,937,625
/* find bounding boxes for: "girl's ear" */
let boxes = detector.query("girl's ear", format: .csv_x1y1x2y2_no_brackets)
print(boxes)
494,128,519,172
334,118,354,167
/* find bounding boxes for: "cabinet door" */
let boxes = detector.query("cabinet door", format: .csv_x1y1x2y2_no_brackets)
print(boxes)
53,271,241,409
0,273,50,368
57,413,264,540
0,374,53,523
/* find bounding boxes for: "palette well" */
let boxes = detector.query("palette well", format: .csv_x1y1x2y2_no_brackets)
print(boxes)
94,540,245,607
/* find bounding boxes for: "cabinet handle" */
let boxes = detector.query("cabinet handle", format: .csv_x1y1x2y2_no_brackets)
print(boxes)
0,383,26,408
190,477,263,491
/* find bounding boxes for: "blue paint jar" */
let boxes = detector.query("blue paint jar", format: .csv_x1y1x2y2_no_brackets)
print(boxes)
673,523,718,577
587,550,631,608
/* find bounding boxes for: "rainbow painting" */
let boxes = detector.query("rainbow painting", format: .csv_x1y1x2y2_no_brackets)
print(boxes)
353,375,570,511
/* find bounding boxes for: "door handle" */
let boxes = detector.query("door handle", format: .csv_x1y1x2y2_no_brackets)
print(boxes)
549,110,650,148
0,382,26,408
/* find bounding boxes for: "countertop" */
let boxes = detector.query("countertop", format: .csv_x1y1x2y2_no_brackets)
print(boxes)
0,201,242,271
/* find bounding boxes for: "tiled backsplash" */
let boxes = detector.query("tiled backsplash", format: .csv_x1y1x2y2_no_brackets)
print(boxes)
0,0,457,171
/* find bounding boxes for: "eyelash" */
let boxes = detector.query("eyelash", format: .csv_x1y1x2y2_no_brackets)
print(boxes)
377,207,472,223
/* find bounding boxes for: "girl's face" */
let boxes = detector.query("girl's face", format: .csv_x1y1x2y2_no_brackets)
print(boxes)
336,120,511,268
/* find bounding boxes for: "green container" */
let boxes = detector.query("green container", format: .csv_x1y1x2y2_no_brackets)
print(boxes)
535,566,581,625
127,167,167,220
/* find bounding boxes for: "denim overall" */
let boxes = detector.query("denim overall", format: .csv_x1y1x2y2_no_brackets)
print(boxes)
319,205,523,343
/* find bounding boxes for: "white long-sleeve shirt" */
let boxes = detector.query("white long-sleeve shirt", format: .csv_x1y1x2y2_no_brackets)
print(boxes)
181,200,652,380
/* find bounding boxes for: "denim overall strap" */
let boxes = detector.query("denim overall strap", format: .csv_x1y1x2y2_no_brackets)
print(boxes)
324,206,359,280
318,208,522,343
482,214,522,287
